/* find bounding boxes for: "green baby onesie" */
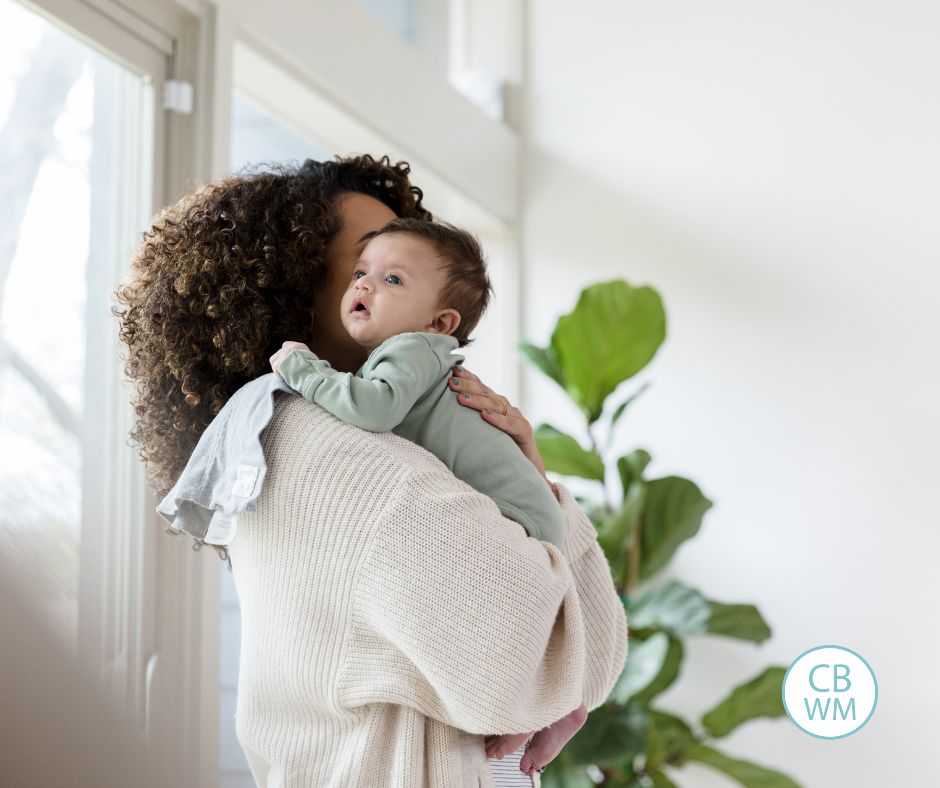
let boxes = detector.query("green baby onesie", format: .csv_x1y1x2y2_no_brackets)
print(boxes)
277,332,565,549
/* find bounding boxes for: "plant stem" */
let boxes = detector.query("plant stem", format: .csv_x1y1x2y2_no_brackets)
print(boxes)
588,419,615,511
625,513,641,597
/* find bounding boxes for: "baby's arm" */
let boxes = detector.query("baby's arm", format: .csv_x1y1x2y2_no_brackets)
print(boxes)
269,341,315,378
270,335,441,432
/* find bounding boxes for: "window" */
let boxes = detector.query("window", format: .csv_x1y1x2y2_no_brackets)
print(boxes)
0,0,154,650
0,1,219,784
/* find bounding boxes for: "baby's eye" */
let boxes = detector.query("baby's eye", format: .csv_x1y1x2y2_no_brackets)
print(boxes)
352,270,365,280
386,274,402,285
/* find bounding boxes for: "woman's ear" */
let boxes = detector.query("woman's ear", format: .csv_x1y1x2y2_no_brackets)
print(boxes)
428,309,461,337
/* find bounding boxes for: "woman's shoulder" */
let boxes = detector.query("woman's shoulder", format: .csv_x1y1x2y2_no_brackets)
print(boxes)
257,395,498,544
266,394,456,478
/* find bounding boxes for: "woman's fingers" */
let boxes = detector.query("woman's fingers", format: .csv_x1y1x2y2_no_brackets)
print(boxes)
448,371,508,413
458,393,538,452
449,366,532,440
479,406,528,439
449,366,526,425
449,364,498,396
450,383,500,414
452,386,518,425
449,365,548,477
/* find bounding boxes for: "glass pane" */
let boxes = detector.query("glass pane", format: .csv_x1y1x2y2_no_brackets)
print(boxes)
231,92,331,172
359,0,417,43
359,0,450,75
220,93,330,788
0,0,152,648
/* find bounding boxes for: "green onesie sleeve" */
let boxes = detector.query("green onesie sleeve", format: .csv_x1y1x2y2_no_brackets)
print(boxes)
278,333,445,432
279,331,566,549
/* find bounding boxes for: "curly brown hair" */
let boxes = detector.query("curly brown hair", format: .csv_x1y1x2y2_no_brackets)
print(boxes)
114,154,432,498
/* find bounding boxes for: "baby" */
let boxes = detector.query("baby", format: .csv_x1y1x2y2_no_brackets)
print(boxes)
269,218,587,776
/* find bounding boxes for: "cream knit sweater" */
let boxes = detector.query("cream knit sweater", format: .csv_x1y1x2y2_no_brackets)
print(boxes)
230,396,629,787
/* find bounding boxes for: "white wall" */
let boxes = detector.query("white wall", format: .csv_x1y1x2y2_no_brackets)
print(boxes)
522,2,939,785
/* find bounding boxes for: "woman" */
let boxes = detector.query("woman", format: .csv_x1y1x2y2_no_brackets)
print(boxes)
115,155,628,787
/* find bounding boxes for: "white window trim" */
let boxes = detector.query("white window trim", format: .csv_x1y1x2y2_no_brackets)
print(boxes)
233,0,519,224
18,1,228,785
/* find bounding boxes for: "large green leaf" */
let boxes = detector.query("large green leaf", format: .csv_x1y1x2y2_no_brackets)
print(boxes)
617,450,652,499
648,770,679,788
539,750,597,788
706,600,772,643
644,709,695,772
518,340,564,388
630,633,684,705
683,743,801,788
640,477,712,580
590,756,641,787
603,449,651,576
565,701,646,766
549,281,666,422
610,632,670,703
603,773,644,788
595,509,629,586
701,666,788,737
534,424,605,481
597,485,646,584
627,581,710,637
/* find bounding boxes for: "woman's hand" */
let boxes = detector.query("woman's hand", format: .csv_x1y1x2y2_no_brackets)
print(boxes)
269,340,311,378
448,365,558,498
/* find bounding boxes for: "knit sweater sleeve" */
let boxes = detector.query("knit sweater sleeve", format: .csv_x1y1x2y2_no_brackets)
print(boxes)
555,482,631,711
338,470,628,735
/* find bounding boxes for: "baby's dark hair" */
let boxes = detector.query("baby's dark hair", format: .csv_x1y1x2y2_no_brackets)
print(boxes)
373,218,492,346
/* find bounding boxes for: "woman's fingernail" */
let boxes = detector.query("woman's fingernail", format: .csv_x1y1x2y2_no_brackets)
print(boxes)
451,377,460,385
461,391,470,399
454,365,463,372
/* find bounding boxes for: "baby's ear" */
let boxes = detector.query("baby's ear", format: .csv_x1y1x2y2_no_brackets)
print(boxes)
429,309,461,336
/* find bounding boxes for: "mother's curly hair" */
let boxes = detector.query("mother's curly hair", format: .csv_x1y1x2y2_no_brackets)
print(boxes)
114,154,431,498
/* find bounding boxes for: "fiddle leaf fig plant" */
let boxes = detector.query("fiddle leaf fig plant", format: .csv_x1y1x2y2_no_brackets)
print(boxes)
523,280,800,788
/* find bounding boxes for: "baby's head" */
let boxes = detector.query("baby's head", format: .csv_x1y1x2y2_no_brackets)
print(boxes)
340,218,492,352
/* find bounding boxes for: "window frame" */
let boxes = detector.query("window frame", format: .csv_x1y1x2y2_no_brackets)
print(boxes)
15,1,225,785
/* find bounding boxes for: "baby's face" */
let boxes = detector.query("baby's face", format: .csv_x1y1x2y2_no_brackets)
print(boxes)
340,232,450,352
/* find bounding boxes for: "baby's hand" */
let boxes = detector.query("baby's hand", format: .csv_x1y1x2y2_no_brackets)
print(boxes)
269,341,311,378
